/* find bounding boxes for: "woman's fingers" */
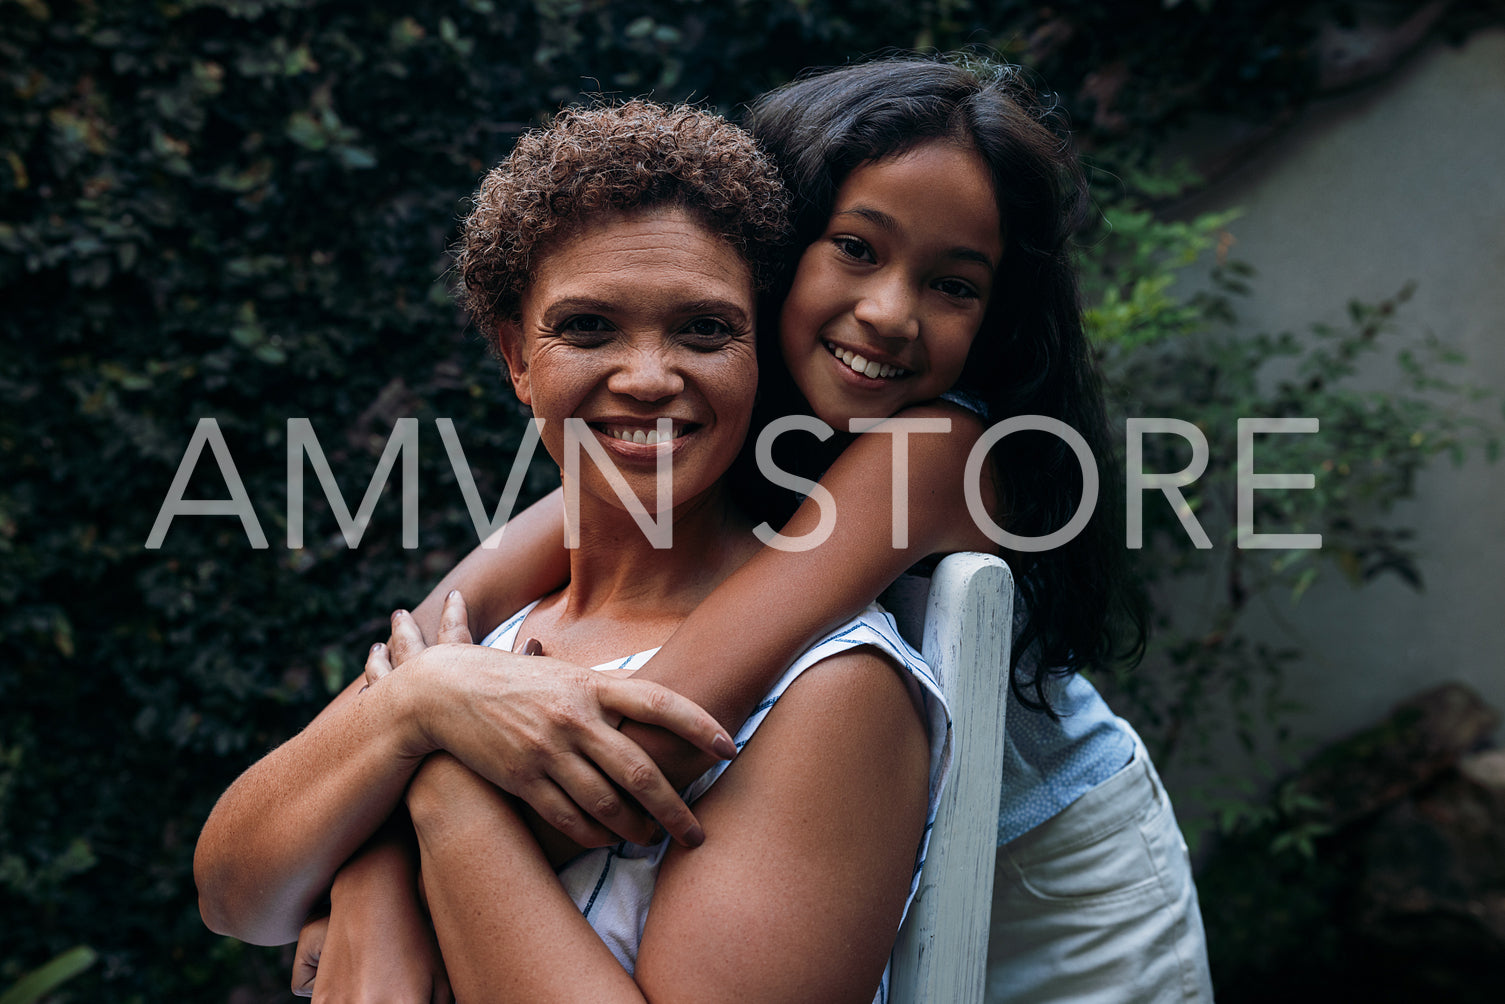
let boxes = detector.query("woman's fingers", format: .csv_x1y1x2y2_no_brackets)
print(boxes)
545,752,659,846
518,775,619,849
572,728,707,847
387,609,428,666
363,642,395,688
291,912,329,997
436,590,473,646
595,676,739,764
370,593,467,689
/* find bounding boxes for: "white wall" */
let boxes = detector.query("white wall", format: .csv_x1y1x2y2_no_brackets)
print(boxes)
1167,29,1505,773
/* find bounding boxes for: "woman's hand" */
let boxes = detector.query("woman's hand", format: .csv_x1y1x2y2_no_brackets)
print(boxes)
378,591,736,850
290,820,452,1004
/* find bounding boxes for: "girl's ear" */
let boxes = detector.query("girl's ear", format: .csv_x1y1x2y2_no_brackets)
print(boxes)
496,319,531,405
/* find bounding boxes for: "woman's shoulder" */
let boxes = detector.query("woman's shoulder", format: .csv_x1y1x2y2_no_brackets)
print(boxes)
790,605,932,685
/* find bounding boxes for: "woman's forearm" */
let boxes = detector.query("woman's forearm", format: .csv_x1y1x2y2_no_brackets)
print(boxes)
194,667,432,946
408,755,645,1002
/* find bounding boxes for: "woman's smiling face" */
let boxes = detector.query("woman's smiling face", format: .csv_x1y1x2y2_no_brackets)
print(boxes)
498,206,758,515
778,141,1004,428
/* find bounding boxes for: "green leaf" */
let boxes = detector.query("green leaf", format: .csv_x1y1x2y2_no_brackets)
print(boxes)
285,111,326,151
0,946,97,1004
320,648,347,694
336,146,377,170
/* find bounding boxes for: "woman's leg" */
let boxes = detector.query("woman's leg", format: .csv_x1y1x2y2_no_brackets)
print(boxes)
986,722,1214,1003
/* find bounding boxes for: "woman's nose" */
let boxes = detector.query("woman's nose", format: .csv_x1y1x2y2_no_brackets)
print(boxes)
852,277,921,341
606,347,685,401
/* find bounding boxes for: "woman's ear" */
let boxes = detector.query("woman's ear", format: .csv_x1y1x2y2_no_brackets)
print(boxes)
496,319,531,405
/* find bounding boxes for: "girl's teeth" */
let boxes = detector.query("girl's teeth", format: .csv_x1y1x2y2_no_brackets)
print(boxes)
827,343,905,379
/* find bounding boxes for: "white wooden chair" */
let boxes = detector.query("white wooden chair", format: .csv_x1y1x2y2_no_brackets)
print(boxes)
886,552,1013,1004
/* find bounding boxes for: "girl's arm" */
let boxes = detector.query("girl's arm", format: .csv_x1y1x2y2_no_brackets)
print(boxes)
623,402,996,785
407,645,930,1003
406,487,571,644
378,403,986,827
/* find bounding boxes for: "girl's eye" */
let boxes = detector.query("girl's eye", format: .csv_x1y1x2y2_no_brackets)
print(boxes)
934,278,980,300
832,236,875,263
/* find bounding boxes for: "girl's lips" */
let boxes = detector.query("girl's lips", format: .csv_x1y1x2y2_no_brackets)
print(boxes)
823,340,911,381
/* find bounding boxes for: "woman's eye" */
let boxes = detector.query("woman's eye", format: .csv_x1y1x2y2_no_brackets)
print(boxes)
557,315,615,340
832,236,875,263
934,278,980,300
682,317,735,345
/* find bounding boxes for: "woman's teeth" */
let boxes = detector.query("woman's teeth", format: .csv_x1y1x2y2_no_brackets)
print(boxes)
601,425,683,445
826,342,906,379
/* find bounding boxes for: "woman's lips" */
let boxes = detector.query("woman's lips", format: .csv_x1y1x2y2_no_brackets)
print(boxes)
824,340,910,380
595,422,688,446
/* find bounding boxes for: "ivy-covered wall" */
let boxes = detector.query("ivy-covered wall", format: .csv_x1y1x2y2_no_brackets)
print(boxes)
4,0,1500,998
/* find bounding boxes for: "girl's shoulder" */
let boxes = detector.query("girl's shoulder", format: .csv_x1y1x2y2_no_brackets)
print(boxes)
892,396,990,437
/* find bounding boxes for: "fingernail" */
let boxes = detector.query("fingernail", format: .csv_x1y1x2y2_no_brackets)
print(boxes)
447,589,460,600
521,637,543,656
371,642,383,653
391,609,408,621
712,733,737,759
684,823,706,847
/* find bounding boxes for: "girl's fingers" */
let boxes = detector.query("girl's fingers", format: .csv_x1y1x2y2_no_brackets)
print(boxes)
387,609,427,666
575,727,707,847
436,590,473,646
517,776,618,849
546,752,658,846
595,677,739,764
364,642,395,687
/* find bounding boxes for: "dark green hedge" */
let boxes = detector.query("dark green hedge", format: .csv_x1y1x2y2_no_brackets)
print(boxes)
2,0,1478,998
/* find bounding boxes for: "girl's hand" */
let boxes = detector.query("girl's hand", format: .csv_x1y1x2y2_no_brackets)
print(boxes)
379,591,736,850
290,824,452,1003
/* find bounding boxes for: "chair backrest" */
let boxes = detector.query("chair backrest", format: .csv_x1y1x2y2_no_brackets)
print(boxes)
886,552,1013,1004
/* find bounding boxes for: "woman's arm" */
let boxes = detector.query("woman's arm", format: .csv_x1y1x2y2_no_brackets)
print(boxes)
623,402,995,786
194,593,732,946
289,810,452,1003
407,647,930,1003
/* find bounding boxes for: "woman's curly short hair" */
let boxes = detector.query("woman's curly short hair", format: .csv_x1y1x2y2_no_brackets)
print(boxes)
457,100,791,342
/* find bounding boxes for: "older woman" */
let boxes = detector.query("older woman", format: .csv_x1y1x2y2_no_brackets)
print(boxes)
194,102,948,1003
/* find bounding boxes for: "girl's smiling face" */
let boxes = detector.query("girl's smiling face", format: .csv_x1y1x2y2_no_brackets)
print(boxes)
778,140,1004,428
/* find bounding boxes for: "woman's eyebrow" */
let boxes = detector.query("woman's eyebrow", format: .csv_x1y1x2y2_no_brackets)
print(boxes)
539,297,750,327
680,299,752,326
540,297,615,325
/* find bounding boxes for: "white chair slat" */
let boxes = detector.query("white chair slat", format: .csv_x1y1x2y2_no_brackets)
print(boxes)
887,553,1012,1004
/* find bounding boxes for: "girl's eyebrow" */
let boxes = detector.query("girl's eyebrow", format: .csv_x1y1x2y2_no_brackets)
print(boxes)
835,206,998,272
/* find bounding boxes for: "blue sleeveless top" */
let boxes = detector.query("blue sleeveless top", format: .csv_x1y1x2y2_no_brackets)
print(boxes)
996,600,1133,844
935,390,1134,844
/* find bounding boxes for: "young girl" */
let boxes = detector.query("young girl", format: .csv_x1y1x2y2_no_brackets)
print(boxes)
321,56,1213,1002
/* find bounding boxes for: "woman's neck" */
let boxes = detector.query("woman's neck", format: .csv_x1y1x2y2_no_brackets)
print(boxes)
522,484,761,664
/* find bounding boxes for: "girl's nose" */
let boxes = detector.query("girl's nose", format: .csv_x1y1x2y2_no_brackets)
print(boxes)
606,347,685,401
853,277,921,341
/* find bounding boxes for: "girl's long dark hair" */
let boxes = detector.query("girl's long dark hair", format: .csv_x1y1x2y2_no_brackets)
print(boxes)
744,54,1147,713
